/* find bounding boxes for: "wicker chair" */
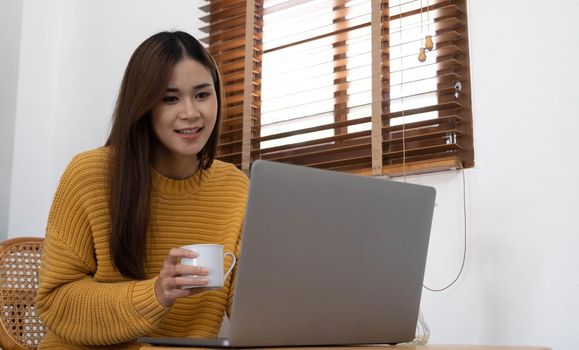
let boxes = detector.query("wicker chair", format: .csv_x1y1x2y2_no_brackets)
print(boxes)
0,237,45,350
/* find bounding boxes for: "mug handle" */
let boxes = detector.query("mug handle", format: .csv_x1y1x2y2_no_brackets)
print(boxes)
223,252,237,280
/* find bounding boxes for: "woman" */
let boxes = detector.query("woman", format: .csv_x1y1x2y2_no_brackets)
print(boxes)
35,31,249,349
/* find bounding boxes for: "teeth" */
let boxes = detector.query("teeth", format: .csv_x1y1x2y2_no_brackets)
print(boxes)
176,129,199,135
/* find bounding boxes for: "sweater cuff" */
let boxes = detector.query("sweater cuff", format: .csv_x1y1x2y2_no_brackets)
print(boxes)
131,277,170,327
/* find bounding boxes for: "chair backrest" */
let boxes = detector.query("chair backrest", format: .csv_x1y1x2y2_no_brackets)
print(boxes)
0,237,45,350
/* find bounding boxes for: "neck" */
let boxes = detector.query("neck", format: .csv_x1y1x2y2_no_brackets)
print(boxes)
152,147,199,180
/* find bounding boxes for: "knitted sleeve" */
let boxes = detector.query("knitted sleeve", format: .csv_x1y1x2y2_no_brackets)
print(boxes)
35,153,170,346
226,225,243,318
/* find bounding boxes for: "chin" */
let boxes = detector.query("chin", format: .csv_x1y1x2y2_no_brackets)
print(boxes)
184,145,208,156
178,150,203,158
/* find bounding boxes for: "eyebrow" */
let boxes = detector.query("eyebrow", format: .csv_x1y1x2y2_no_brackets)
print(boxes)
166,83,212,93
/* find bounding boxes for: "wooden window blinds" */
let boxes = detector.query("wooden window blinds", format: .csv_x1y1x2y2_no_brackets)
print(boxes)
200,0,474,177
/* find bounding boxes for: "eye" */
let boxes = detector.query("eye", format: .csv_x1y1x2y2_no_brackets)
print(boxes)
162,96,178,103
196,91,211,100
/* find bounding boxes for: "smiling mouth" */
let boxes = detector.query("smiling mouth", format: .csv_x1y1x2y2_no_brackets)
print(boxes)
175,128,202,135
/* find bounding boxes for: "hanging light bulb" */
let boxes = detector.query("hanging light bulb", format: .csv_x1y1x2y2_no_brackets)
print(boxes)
418,0,430,62
418,47,427,62
425,35,434,51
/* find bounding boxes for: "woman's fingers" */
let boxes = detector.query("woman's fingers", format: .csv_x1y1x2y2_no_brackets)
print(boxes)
155,248,210,307
159,248,201,276
175,264,208,277
174,275,209,288
166,247,197,265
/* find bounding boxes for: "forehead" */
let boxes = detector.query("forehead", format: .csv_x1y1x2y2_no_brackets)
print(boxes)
167,57,213,87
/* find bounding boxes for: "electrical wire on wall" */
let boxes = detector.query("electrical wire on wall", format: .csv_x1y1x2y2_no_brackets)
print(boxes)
422,163,468,292
397,0,468,293
392,1,469,344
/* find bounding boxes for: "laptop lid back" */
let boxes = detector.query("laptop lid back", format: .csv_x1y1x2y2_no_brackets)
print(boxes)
228,160,436,347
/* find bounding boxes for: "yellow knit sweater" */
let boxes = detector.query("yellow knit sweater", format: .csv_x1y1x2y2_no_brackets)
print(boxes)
35,147,249,349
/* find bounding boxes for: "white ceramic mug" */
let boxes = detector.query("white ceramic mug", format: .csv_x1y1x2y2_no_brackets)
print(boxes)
180,244,236,289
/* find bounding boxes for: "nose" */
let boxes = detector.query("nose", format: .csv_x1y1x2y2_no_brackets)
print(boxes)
181,97,200,119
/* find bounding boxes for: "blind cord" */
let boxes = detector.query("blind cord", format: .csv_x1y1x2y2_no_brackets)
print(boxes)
420,0,423,34
400,0,407,181
426,0,430,33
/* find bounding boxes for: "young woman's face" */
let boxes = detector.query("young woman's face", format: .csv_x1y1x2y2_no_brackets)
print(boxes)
151,57,217,170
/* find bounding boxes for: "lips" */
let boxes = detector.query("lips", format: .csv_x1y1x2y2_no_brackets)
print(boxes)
175,127,202,135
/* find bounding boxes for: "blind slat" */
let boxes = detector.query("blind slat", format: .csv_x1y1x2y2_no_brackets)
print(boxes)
200,2,252,23
257,126,463,165
199,0,245,13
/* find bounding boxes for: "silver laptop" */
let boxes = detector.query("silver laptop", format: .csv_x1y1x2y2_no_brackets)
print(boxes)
139,160,436,348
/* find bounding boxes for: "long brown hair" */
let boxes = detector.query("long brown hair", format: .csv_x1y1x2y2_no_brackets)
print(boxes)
106,31,224,279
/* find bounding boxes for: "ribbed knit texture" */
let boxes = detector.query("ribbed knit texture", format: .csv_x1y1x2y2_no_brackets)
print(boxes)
35,147,248,349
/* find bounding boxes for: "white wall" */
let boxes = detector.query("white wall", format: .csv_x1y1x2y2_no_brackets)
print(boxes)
3,0,579,349
416,1,579,348
8,0,62,238
0,0,23,239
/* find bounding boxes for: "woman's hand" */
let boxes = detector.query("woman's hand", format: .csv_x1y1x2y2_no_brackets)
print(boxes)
155,247,209,307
